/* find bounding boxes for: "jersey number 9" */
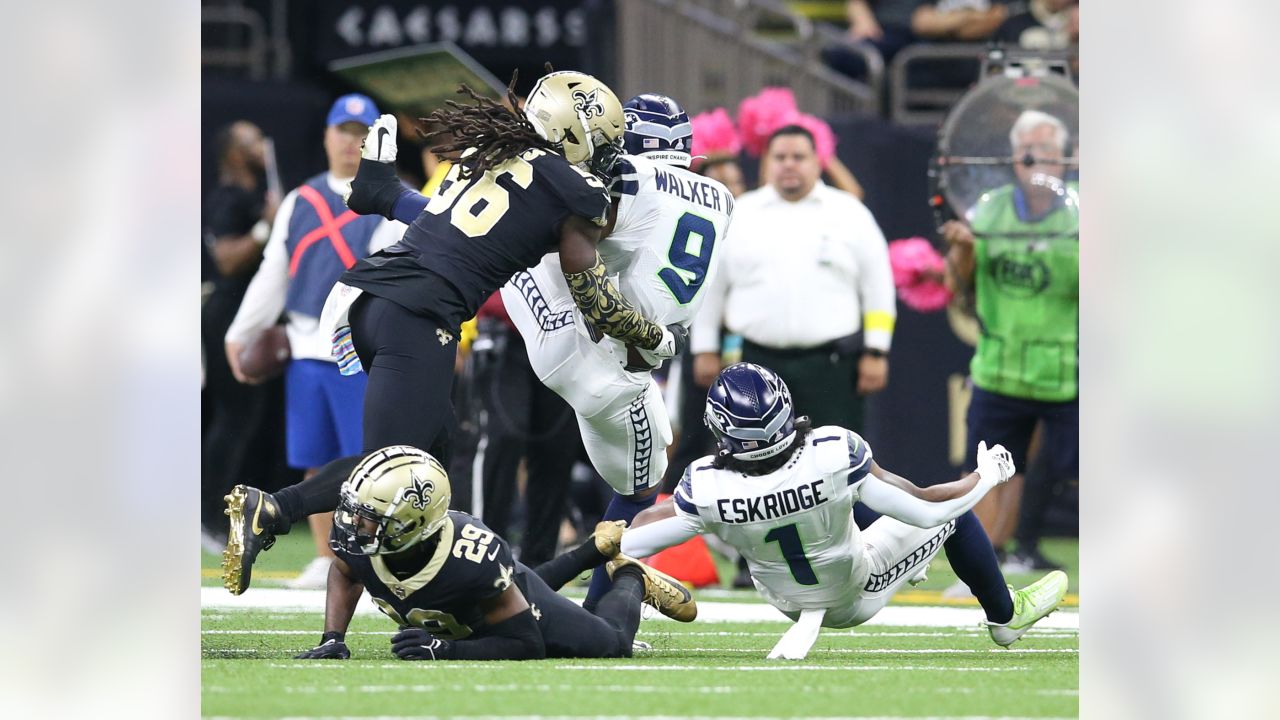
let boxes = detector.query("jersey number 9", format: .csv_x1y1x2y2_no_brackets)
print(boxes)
659,212,717,305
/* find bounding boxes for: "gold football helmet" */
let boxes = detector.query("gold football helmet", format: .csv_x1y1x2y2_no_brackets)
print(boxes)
333,446,452,555
523,70,626,178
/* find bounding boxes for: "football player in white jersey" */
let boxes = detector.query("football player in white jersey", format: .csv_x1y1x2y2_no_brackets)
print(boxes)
621,363,1069,659
500,93,734,609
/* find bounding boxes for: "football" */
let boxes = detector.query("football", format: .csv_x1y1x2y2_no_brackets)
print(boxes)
238,324,291,383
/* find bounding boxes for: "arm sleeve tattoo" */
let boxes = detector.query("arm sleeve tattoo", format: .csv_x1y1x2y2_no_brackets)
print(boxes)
564,255,664,350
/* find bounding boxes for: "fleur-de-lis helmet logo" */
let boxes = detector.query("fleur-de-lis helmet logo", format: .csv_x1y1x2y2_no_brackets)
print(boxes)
402,471,436,510
573,88,604,119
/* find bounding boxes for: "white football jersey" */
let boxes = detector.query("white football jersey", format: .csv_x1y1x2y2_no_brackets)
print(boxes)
673,426,875,611
600,154,735,328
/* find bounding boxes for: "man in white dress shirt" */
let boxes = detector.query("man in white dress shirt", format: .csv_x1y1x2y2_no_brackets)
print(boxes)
691,124,896,433
223,94,406,588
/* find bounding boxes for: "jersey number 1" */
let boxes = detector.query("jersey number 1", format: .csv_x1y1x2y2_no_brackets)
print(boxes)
764,523,819,586
659,212,716,305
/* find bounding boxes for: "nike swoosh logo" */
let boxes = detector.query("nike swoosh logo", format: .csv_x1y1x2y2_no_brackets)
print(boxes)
376,127,389,159
486,545,501,561
251,498,265,535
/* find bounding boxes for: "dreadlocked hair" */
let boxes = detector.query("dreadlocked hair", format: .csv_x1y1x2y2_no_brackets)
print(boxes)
712,417,814,477
420,71,559,180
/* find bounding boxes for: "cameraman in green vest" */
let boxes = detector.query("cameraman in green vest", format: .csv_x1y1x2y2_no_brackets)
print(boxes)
942,109,1078,572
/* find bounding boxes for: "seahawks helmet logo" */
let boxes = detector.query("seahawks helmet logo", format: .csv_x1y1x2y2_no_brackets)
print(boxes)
573,89,604,119
402,472,436,510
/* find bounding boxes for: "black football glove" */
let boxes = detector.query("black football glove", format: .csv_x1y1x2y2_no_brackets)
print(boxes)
391,626,453,661
294,631,350,660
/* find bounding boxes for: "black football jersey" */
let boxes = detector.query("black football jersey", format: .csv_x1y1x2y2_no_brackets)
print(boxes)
340,148,609,332
335,511,520,640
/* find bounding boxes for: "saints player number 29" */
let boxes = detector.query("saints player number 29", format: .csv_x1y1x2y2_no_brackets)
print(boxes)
371,598,473,640
764,523,819,586
659,212,717,305
452,523,497,563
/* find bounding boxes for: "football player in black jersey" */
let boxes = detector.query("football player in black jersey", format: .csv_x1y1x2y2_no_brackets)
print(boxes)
290,446,695,661
222,71,688,595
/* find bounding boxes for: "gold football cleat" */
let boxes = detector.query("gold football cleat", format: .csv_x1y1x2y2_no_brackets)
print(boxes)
607,553,697,622
221,485,281,595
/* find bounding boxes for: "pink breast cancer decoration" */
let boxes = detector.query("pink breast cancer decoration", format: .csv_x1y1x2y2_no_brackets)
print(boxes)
737,87,799,157
888,237,954,312
690,108,742,164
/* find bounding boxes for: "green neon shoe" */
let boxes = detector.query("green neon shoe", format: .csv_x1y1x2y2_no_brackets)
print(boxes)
985,570,1069,647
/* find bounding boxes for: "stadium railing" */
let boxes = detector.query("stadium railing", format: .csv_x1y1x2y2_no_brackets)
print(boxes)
889,44,1078,126
202,4,269,80
616,0,880,117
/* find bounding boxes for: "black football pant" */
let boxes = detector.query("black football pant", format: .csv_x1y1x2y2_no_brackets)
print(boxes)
518,562,642,658
273,294,458,525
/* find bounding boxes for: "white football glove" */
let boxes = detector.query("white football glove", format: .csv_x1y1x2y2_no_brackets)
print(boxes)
975,441,1016,485
362,114,399,163
343,114,399,205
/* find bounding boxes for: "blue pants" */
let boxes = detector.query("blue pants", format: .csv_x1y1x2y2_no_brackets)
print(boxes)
285,359,367,469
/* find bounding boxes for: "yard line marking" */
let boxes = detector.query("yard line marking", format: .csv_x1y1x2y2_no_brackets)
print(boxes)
201,588,1077,629
242,715,1078,720
260,662,1035,672
553,665,1034,672
202,625,1080,635
650,648,1078,655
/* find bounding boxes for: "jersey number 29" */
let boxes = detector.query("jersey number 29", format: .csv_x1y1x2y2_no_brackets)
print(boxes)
659,212,717,304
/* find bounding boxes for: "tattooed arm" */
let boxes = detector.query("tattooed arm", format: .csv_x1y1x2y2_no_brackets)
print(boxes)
559,214,685,356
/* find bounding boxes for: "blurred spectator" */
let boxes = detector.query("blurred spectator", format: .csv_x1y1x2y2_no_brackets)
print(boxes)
994,0,1078,51
942,109,1078,571
911,0,1010,41
466,292,584,566
822,0,925,81
201,121,280,547
223,95,406,588
693,123,896,440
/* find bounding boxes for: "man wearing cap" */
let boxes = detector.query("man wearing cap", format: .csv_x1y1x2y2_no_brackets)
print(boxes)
224,94,407,589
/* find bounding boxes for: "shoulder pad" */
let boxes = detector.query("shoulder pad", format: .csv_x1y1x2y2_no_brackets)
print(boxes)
673,457,717,513
809,426,873,482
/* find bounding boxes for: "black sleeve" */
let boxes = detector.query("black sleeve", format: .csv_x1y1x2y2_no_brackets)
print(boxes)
447,609,545,661
541,156,610,227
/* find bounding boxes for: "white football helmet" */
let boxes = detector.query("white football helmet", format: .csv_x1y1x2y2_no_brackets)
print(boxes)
333,446,452,555
523,71,626,178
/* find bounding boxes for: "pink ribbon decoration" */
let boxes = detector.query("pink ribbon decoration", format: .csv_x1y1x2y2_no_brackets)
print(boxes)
888,237,953,312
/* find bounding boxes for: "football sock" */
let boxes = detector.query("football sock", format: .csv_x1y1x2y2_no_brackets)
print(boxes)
273,454,363,527
531,537,607,591
583,492,656,611
944,510,1015,624
593,565,645,647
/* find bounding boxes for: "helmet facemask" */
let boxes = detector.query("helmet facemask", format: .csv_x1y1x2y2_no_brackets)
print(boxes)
331,446,452,556
523,71,625,180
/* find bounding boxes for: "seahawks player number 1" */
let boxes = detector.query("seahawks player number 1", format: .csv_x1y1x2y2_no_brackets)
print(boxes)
659,212,717,305
764,523,819,586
